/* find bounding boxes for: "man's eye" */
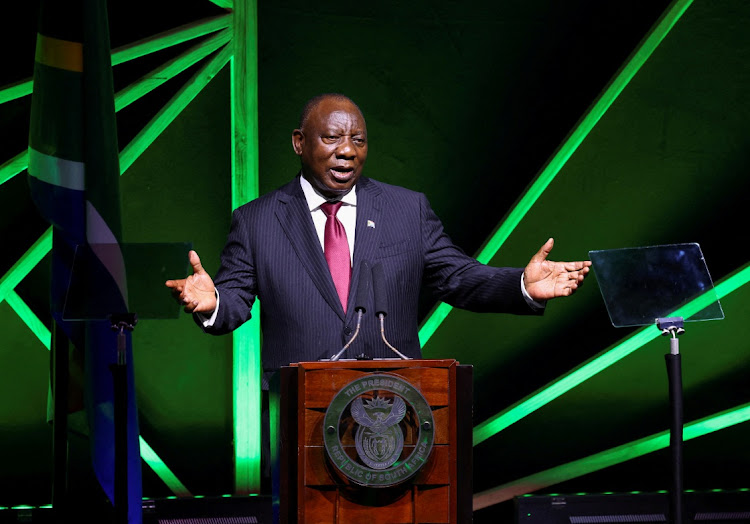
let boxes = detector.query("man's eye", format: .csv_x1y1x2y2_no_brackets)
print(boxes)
353,138,366,145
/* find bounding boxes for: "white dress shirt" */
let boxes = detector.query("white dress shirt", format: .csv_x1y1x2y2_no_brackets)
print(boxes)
299,175,356,263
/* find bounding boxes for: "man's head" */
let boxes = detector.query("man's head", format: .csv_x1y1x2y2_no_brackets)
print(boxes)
292,94,368,200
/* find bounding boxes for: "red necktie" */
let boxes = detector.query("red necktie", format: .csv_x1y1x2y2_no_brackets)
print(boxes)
320,201,351,312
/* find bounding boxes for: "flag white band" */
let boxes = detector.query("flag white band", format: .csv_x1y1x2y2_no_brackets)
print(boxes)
28,147,85,191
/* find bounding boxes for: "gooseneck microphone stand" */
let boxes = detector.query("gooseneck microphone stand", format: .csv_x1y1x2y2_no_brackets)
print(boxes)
330,308,365,362
371,263,409,360
657,316,685,524
331,262,371,362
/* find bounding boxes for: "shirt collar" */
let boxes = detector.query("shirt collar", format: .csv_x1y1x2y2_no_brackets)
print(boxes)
299,173,357,212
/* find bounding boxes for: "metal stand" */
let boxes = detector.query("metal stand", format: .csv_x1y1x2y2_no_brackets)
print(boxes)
657,317,685,524
109,313,137,524
52,323,70,523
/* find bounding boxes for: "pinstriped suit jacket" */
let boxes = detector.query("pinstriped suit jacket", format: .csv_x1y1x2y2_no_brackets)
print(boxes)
204,174,538,372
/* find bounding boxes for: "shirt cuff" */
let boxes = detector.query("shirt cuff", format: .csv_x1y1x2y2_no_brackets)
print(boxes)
195,289,220,327
521,273,546,310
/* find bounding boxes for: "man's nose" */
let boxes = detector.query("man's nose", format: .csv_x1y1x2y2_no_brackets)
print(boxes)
336,137,356,158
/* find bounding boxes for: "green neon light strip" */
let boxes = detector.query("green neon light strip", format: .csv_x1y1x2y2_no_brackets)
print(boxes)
473,402,750,510
120,43,232,175
473,262,750,447
209,0,233,8
5,290,51,349
418,0,694,349
112,14,231,66
0,150,31,188
231,0,261,495
0,14,232,106
233,318,262,493
0,228,52,302
0,78,32,106
115,29,231,112
229,17,259,208
139,436,192,497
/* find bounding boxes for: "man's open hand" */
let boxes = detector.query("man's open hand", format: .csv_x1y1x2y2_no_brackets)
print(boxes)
523,238,591,301
165,250,217,314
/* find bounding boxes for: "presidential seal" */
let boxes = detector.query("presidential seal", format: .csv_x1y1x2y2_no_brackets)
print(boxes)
323,374,434,488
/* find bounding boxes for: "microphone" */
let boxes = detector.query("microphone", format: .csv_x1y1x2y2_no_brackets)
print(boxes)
353,261,371,314
330,261,370,361
371,263,410,360
372,262,388,318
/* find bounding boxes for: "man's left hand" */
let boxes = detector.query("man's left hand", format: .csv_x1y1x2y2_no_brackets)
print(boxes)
524,238,591,301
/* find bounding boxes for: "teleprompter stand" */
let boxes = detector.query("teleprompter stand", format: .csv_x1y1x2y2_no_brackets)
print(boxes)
657,316,685,524
109,312,137,524
589,243,724,524
61,242,191,524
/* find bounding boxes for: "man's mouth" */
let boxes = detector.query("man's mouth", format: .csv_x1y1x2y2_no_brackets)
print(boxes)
329,166,355,182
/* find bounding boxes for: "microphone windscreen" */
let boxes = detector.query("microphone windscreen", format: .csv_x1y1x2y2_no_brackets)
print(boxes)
354,261,371,312
372,262,388,317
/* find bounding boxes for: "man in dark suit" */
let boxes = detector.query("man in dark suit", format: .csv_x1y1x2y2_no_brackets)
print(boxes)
166,94,590,371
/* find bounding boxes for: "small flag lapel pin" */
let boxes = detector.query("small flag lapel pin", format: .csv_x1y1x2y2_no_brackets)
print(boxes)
367,220,375,228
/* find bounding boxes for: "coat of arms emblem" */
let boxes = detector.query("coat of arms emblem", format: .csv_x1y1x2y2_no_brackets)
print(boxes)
323,374,434,487
351,395,407,470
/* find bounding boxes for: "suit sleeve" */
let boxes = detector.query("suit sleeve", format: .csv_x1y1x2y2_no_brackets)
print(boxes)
419,193,538,314
202,207,259,334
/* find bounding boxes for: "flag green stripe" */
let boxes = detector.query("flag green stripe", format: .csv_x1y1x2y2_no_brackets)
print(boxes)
82,3,123,238
28,63,83,163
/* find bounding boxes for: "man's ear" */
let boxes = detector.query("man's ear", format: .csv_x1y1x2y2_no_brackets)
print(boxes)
291,129,304,156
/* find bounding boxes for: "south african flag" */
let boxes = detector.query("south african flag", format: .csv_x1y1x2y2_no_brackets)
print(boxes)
28,0,142,521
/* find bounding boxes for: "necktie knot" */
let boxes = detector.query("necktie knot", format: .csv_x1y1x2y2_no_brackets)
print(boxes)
320,201,343,217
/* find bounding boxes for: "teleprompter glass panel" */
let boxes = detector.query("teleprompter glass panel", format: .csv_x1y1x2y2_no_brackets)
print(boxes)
63,242,191,320
589,243,723,328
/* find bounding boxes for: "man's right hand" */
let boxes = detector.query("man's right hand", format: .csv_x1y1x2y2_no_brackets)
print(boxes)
165,250,217,314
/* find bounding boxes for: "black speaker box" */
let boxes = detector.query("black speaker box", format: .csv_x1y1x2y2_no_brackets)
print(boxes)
142,496,273,524
516,490,750,523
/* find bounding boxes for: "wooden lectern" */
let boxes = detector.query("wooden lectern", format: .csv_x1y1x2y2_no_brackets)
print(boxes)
272,359,472,524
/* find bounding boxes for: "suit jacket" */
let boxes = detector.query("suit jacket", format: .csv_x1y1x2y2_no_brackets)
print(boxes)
204,175,538,371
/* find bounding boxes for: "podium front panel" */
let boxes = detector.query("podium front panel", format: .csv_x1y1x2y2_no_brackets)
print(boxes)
277,359,472,524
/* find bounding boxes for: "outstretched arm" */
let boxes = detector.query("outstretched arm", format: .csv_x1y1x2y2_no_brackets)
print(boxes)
523,238,591,301
165,250,217,314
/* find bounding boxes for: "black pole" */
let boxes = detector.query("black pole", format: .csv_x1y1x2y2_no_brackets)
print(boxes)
111,326,128,524
52,323,70,523
665,351,684,524
109,313,136,524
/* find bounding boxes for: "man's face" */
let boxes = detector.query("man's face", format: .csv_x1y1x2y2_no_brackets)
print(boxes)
292,98,368,199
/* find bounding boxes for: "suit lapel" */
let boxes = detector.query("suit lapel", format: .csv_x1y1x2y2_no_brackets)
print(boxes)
275,177,346,321
347,177,383,322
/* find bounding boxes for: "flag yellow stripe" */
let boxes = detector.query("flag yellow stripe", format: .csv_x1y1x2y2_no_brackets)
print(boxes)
35,33,83,73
